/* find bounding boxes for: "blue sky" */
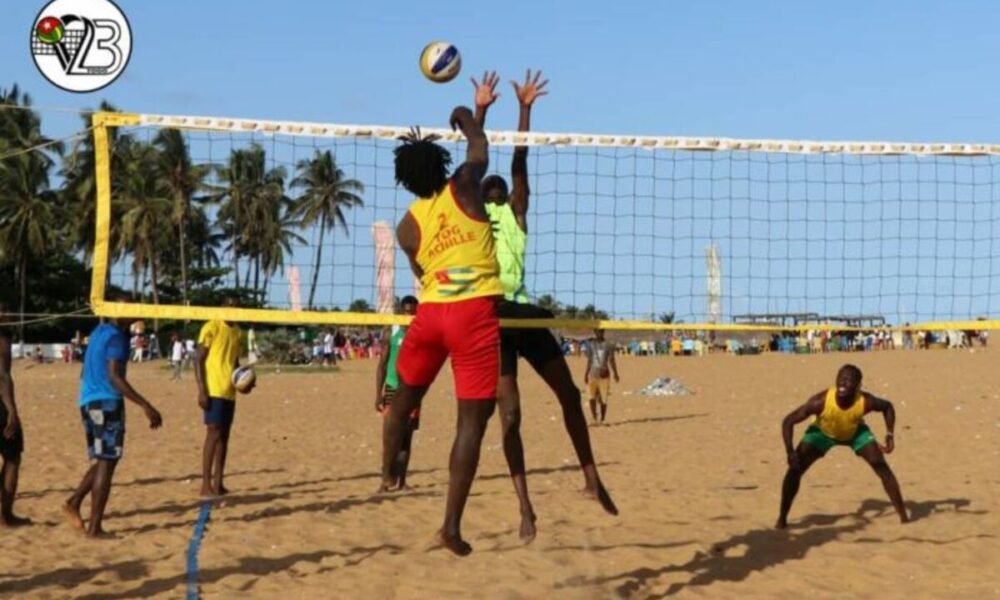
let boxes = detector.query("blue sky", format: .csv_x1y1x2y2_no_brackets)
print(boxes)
5,1,1000,324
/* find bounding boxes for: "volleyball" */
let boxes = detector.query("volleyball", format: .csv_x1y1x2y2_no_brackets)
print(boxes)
419,41,461,83
231,365,256,394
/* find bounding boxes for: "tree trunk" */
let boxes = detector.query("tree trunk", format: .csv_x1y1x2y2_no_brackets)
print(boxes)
232,223,240,289
179,207,189,305
18,255,27,343
150,255,161,332
308,221,326,309
243,258,252,289
132,260,139,299
253,256,260,303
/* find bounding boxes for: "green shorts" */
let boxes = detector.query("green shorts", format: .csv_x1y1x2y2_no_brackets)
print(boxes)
802,424,876,455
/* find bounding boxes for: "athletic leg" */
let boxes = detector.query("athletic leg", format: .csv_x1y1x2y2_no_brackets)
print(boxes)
63,463,96,531
201,424,221,497
0,454,29,526
214,421,232,495
497,374,537,541
86,459,118,537
437,399,496,556
393,418,416,489
533,356,618,515
380,381,428,491
858,443,909,523
777,442,825,528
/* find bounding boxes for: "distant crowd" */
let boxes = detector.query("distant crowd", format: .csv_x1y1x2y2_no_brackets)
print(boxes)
560,328,989,358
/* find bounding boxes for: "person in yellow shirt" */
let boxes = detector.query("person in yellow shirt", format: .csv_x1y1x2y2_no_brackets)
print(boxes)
777,364,908,528
381,98,503,557
195,297,249,497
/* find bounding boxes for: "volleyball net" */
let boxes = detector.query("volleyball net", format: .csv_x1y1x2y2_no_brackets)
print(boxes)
90,111,1000,331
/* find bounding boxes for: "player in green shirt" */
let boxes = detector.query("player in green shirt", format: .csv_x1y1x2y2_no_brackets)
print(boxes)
474,70,617,542
375,296,420,490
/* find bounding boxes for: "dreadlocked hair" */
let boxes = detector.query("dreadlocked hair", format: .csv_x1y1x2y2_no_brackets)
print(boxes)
394,127,452,199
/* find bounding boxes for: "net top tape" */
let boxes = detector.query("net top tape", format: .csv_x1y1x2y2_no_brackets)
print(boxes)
95,112,1000,156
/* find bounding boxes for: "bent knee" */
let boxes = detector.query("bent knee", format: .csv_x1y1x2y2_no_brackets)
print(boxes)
501,408,522,430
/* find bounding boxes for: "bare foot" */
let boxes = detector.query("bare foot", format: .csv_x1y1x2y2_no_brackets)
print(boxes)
376,479,398,494
217,484,230,496
0,514,32,528
775,517,788,529
435,529,473,556
519,512,537,543
86,529,118,540
61,502,85,532
899,513,910,524
582,482,619,516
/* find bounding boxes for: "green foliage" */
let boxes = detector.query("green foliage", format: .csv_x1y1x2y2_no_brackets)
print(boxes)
254,328,309,364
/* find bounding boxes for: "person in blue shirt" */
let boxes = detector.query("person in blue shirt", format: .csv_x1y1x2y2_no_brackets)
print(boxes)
62,306,163,538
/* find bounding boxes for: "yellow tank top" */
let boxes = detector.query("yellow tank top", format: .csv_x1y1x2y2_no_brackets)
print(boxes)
813,387,866,441
409,181,504,303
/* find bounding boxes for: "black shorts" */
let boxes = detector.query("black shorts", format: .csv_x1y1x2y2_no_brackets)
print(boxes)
0,404,24,460
204,397,236,427
495,301,564,377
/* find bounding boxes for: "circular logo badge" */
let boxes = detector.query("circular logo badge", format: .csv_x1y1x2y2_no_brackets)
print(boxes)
30,0,132,93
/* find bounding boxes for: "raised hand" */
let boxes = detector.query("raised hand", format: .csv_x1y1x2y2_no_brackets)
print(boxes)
471,70,500,110
512,69,549,107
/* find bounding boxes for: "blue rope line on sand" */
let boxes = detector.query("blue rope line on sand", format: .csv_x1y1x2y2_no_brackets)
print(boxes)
186,501,213,600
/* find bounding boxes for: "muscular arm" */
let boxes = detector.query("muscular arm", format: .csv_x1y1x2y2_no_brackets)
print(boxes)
374,327,391,411
194,346,210,400
509,103,531,233
781,392,825,456
864,393,896,437
450,106,489,218
108,358,162,427
396,214,423,279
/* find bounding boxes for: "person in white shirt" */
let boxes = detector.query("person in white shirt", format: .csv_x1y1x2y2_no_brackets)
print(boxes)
184,338,196,369
323,331,335,367
171,334,184,381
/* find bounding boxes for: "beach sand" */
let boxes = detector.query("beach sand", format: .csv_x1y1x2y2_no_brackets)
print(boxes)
1,350,997,599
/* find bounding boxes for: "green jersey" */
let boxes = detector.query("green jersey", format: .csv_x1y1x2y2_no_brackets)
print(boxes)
384,325,406,390
484,202,528,303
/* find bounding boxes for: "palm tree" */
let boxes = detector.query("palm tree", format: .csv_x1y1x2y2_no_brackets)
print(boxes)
257,199,306,301
0,154,60,341
0,86,64,340
62,101,131,267
211,145,288,291
291,150,364,309
154,128,209,305
116,141,172,310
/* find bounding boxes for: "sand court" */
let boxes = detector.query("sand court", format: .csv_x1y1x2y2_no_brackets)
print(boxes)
0,350,996,599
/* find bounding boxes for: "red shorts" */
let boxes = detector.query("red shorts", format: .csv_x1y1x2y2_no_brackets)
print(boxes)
396,297,499,400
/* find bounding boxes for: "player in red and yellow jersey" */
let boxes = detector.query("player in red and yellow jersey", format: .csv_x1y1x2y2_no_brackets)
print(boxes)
777,364,909,528
381,102,503,556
